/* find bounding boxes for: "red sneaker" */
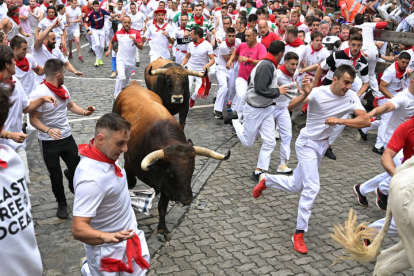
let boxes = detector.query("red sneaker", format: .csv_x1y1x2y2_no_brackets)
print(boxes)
292,233,308,254
253,174,267,199
189,98,195,108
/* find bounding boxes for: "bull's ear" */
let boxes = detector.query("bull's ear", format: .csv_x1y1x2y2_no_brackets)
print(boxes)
187,139,194,146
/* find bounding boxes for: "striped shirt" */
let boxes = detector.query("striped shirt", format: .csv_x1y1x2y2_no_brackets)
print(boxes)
185,18,213,38
86,9,111,29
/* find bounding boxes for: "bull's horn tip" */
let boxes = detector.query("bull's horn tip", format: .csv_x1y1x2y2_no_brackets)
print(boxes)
223,151,230,160
148,66,153,75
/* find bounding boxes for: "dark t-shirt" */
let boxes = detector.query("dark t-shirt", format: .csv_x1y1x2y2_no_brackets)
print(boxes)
236,30,246,43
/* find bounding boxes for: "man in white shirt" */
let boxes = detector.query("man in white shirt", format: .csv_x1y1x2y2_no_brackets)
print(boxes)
28,0,43,37
72,113,150,276
280,26,305,65
37,6,67,52
33,20,85,85
29,59,95,219
181,26,215,108
140,0,153,17
66,0,84,62
0,45,55,184
106,16,143,99
214,27,239,119
127,2,146,67
0,5,31,41
0,83,43,276
143,8,175,62
0,0,7,21
253,65,371,254
174,13,190,65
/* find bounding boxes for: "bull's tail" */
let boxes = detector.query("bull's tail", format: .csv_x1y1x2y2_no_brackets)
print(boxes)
330,207,393,264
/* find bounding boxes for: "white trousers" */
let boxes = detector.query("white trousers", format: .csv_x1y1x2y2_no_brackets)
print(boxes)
91,28,106,60
363,119,380,133
214,68,234,112
360,150,404,196
264,137,329,231
378,3,393,20
17,148,30,183
25,113,37,150
232,77,248,119
365,49,380,96
84,230,150,276
369,218,398,236
175,50,186,66
135,48,140,63
115,61,134,98
376,98,392,149
273,106,292,163
328,113,349,145
189,75,203,101
233,104,276,171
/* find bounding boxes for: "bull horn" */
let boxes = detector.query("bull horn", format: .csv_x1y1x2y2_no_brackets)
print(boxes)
141,150,165,171
194,146,230,160
148,66,168,76
186,69,205,78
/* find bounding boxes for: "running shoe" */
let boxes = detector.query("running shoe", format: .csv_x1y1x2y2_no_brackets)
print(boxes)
189,98,195,108
98,59,104,66
94,59,99,67
68,52,73,59
253,174,267,199
375,187,388,211
353,184,368,207
214,111,223,119
292,233,307,254
78,56,84,63
250,171,262,184
324,147,337,160
358,129,367,141
277,163,292,173
110,71,116,78
131,70,136,76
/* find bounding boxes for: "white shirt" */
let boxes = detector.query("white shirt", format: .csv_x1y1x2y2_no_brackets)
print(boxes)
280,44,306,65
339,40,349,50
0,77,29,150
113,28,141,65
299,85,365,141
0,2,7,21
402,48,414,71
32,44,66,84
0,144,43,276
29,6,42,30
303,44,330,76
38,17,66,38
187,40,213,72
381,63,410,95
217,38,240,70
29,83,72,141
15,54,39,96
140,3,153,17
274,68,299,107
144,23,175,59
359,22,378,52
175,26,191,51
128,11,146,31
66,6,82,31
40,4,49,18
386,89,414,142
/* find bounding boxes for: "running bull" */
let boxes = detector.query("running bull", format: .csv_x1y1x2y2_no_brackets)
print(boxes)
144,58,207,129
113,81,230,240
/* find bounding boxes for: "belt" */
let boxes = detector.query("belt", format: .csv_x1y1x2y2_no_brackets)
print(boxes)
176,49,187,53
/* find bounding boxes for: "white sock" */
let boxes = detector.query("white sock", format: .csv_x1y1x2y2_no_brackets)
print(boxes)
254,170,262,175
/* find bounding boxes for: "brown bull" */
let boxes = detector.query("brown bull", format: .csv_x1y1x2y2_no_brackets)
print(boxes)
144,58,206,129
113,81,230,240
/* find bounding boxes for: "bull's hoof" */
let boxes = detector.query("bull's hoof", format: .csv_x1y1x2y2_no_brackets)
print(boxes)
157,233,171,242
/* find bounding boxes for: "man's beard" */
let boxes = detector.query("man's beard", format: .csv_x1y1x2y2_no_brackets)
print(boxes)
124,26,130,31
47,42,56,49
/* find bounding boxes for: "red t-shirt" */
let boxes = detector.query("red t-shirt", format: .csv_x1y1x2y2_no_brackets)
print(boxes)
81,6,92,24
260,32,282,50
387,118,414,163
235,42,267,81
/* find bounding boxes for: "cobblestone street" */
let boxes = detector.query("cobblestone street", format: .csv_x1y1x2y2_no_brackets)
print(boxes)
27,38,412,275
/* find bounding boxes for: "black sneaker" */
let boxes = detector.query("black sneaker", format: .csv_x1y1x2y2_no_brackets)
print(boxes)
64,169,74,194
213,97,216,104
375,187,388,211
372,146,384,155
250,171,262,183
353,184,368,207
358,129,367,141
22,122,27,134
136,62,139,67
214,111,223,119
224,112,238,125
324,147,337,160
57,202,68,219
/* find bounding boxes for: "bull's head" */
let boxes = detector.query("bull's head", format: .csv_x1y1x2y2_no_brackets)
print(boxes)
141,140,230,205
148,66,208,104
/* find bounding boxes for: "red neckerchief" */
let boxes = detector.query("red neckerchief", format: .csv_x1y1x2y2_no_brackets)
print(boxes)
194,38,205,47
180,25,185,30
0,158,7,169
61,0,67,3
15,57,29,72
30,5,37,12
225,38,234,47
339,37,347,42
155,23,167,32
10,15,20,25
215,7,221,11
311,44,322,54
404,46,411,51
279,64,294,81
344,47,361,67
47,15,56,20
78,139,123,177
44,43,53,53
286,37,304,47
395,61,406,79
279,29,285,36
262,52,278,68
101,235,149,273
294,21,303,27
43,2,50,8
229,10,238,15
42,80,69,100
194,15,204,25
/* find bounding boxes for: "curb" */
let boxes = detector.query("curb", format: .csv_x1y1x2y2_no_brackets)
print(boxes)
147,136,239,256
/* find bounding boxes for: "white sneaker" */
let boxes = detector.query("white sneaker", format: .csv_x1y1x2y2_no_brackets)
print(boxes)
277,163,292,173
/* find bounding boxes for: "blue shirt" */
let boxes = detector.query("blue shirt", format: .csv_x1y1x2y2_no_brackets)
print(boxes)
86,9,111,29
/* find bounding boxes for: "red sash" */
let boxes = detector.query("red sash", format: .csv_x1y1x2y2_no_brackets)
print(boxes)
197,75,210,99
